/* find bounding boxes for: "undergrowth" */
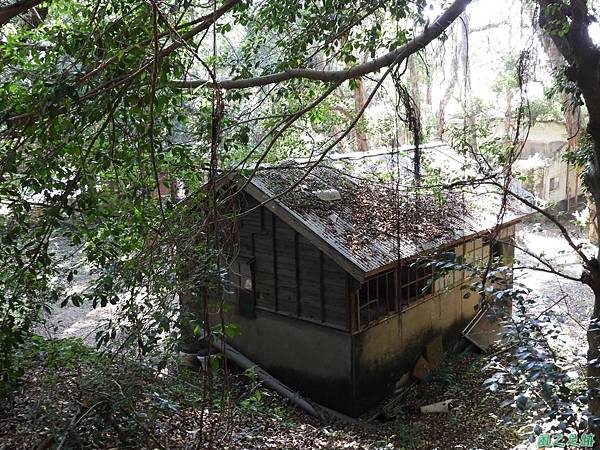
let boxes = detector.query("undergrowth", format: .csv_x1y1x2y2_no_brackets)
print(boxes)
0,337,522,449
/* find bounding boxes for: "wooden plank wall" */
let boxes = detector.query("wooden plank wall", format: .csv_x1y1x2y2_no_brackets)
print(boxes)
237,195,349,330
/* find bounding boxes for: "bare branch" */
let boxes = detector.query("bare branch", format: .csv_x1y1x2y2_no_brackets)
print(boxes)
498,182,592,265
171,0,471,90
513,265,582,282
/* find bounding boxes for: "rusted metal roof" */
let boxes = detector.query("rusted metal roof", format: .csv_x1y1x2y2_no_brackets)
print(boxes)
237,142,534,281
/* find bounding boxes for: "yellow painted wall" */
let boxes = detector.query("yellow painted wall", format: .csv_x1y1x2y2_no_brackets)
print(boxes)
352,227,515,413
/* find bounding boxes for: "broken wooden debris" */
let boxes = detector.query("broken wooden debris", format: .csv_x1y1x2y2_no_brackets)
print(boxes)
452,337,471,354
420,399,454,413
208,334,356,424
367,335,449,421
412,334,445,380
394,372,411,392
313,404,359,425
382,382,416,418
463,304,505,352
412,355,433,381
208,334,320,418
366,381,417,421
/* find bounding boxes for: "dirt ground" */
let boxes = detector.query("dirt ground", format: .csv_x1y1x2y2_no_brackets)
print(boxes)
35,235,117,345
514,218,596,356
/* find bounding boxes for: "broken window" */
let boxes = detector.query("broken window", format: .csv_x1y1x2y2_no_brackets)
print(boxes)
549,176,559,191
398,260,434,306
240,261,253,291
486,236,514,287
486,235,514,265
357,270,396,328
357,259,437,329
233,258,255,318
491,240,503,262
433,250,461,291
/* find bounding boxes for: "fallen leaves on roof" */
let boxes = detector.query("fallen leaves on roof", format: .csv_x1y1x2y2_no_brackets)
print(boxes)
256,162,470,255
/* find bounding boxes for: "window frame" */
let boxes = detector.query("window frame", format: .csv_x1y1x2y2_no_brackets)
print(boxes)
233,257,256,318
357,269,396,329
398,259,435,307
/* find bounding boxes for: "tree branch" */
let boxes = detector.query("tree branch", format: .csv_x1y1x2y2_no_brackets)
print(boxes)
171,0,471,90
75,0,241,88
0,0,44,26
537,0,577,65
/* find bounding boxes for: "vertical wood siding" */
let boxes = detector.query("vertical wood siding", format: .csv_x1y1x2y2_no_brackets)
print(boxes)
237,194,349,330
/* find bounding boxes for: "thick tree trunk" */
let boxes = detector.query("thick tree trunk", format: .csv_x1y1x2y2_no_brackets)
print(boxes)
456,12,478,149
353,77,369,152
583,143,600,442
538,1,600,441
0,0,44,26
435,25,460,139
590,199,599,244
584,263,600,442
330,104,354,153
408,55,421,116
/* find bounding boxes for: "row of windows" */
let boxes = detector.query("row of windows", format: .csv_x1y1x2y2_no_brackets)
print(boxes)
357,261,435,329
229,234,514,330
356,236,513,330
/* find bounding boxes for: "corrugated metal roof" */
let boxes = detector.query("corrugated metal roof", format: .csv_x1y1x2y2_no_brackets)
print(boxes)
240,142,534,279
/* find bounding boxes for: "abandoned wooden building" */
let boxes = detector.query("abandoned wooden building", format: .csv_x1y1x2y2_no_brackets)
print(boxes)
223,142,532,417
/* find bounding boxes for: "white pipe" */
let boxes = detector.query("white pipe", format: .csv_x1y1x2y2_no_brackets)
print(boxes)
209,335,321,418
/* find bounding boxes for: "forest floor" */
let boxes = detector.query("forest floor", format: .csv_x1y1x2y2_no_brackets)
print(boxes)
0,337,522,449
1,217,595,449
34,235,117,345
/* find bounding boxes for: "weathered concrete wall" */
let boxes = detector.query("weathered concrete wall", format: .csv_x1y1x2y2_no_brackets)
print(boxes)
518,121,580,206
226,307,354,414
350,232,507,414
522,121,568,146
351,280,474,412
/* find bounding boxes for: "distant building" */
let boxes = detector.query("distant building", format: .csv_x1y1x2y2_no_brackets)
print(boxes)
515,120,581,210
222,142,532,416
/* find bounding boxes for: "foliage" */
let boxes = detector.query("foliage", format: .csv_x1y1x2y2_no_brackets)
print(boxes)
430,243,591,443
564,132,595,170
528,97,564,124
493,53,523,96
426,366,456,387
485,291,590,444
239,367,265,413
2,335,461,449
0,0,448,388
1,1,600,447
0,0,208,387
